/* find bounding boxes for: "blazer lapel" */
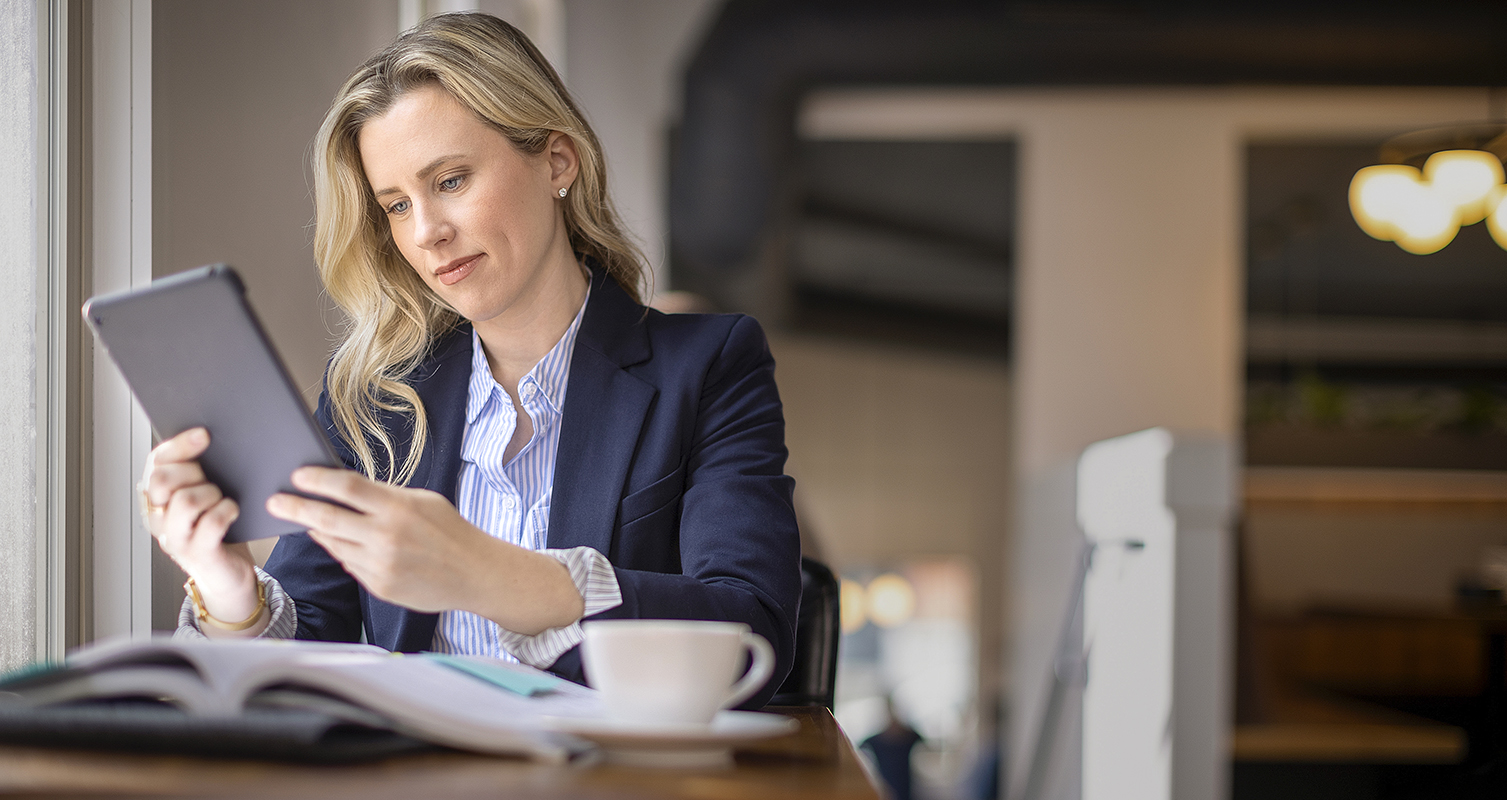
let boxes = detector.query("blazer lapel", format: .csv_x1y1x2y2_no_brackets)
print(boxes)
549,268,654,555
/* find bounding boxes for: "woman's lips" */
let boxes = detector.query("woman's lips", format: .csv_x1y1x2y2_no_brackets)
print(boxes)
435,255,480,286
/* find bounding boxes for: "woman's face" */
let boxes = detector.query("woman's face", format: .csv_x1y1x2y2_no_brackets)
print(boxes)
357,83,578,326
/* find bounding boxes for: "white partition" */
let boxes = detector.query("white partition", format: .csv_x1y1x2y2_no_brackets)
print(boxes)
1077,428,1235,800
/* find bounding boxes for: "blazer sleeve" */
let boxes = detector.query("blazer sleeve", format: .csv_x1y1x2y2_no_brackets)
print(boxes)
550,315,802,707
259,392,367,644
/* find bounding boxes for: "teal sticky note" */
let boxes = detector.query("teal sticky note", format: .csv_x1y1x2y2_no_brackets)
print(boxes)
0,660,63,690
421,653,564,697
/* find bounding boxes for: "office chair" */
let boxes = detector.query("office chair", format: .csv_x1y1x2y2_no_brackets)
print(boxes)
769,556,840,708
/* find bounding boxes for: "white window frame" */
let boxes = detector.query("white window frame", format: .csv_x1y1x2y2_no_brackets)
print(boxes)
88,0,155,644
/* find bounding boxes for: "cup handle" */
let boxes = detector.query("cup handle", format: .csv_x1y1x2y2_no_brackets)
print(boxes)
721,631,776,710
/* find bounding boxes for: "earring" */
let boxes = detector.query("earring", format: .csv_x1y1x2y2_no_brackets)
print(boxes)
558,187,568,198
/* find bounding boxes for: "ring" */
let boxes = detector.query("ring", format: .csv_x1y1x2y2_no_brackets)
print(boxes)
137,483,166,516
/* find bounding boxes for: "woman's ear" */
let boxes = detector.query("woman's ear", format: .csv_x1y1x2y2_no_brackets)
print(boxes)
546,131,580,192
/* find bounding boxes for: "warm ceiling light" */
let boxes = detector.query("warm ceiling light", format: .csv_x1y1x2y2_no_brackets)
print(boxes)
1349,164,1460,255
866,573,916,628
1350,164,1427,241
1424,149,1505,225
1348,123,1507,255
1488,187,1507,250
1391,185,1460,256
839,578,867,634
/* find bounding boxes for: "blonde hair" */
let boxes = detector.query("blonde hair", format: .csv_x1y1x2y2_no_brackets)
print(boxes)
312,12,647,483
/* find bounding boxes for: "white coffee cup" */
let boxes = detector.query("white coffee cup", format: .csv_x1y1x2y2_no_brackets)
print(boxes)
581,619,776,725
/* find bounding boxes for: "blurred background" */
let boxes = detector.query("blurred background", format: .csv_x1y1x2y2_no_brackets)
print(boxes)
144,1,1507,798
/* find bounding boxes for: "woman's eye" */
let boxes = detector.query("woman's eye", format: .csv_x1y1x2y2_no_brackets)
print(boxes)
387,199,409,215
439,175,464,191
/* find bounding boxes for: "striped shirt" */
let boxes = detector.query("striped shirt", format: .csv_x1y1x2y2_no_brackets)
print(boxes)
180,288,623,668
431,289,622,664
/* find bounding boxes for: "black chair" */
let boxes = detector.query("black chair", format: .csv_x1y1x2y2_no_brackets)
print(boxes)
769,557,840,708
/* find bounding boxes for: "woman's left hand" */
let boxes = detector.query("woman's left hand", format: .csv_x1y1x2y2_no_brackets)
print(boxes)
266,467,584,634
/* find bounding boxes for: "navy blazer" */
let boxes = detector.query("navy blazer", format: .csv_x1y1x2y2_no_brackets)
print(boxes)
263,266,802,705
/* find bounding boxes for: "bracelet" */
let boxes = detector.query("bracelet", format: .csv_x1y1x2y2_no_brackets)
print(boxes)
185,577,267,632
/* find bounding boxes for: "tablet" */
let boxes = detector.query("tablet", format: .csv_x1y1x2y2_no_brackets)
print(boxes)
83,264,345,543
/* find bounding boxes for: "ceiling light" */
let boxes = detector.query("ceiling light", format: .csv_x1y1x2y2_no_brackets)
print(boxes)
867,573,916,628
1348,123,1507,255
839,578,868,634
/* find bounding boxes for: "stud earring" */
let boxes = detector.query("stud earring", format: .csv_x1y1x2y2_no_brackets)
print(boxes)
558,187,568,198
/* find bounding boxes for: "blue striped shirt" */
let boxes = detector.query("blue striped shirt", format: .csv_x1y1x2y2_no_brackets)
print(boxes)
432,287,622,664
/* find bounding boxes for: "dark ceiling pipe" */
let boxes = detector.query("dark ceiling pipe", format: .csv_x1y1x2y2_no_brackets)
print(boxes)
669,0,1507,306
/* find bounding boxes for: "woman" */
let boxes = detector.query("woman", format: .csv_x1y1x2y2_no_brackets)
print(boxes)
139,13,800,700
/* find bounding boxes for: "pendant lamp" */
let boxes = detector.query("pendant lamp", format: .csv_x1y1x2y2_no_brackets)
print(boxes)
1348,123,1507,255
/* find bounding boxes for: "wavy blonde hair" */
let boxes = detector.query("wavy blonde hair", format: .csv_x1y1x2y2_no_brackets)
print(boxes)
312,13,647,484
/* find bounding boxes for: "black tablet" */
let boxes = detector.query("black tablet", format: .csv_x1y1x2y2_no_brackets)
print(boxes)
83,264,345,543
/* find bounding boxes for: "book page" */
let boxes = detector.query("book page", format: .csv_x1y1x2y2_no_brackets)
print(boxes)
38,635,603,760
240,653,602,760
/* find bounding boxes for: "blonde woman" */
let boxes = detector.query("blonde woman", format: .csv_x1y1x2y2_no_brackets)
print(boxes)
139,13,799,700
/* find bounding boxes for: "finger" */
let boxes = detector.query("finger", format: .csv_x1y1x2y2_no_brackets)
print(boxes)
289,467,389,514
146,428,210,472
162,483,224,548
190,497,240,546
305,528,361,570
267,492,366,540
305,529,393,603
144,461,208,508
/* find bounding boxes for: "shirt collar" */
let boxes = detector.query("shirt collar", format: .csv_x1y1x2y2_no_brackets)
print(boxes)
464,283,590,424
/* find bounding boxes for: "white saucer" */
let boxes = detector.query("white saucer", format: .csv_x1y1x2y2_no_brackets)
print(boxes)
541,711,799,768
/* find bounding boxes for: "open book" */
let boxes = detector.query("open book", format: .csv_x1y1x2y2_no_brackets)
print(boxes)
0,636,603,762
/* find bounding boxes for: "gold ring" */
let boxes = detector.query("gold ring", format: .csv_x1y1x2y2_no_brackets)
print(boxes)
137,483,166,516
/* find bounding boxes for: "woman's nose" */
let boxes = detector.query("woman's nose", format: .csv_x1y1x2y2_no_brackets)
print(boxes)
411,202,454,250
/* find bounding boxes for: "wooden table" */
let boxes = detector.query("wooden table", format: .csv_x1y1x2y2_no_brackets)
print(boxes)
0,707,879,800
1232,686,1466,764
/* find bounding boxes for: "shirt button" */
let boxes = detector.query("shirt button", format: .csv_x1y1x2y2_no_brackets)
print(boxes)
503,497,516,511
520,385,536,402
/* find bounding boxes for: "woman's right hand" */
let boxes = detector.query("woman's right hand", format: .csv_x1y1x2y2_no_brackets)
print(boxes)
141,427,263,632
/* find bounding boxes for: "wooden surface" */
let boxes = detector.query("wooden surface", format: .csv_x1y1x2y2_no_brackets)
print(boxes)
1234,615,1471,764
1232,688,1466,764
1245,466,1507,505
0,707,880,800
1233,721,1465,763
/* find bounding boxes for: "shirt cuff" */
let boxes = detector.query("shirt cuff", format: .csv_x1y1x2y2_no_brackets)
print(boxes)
494,546,623,669
174,566,298,641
